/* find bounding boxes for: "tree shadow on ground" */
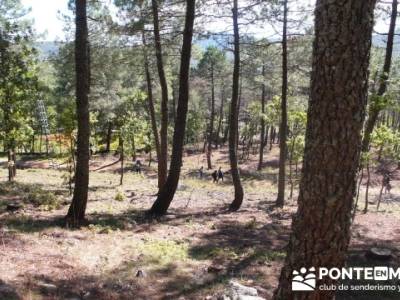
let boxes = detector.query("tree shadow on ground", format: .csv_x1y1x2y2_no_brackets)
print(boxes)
0,280,21,300
1,206,232,234
1,214,291,300
240,169,278,184
337,223,400,300
171,219,291,299
1,215,66,233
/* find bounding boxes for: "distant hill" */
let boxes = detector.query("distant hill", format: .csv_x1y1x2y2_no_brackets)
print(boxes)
34,35,399,61
372,34,400,55
34,41,61,59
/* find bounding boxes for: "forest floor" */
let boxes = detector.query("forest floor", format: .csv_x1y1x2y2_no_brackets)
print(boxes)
0,145,399,300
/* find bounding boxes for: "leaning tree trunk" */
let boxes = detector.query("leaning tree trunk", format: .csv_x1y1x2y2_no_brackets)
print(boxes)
258,65,266,171
171,80,177,123
105,121,112,153
8,148,15,182
276,0,288,208
236,75,243,149
229,0,244,211
216,86,225,148
364,160,371,213
361,0,397,153
207,62,215,169
273,0,376,299
148,0,196,216
119,136,124,186
376,173,386,211
269,126,274,150
151,0,168,188
66,0,90,227
353,166,364,219
142,29,162,188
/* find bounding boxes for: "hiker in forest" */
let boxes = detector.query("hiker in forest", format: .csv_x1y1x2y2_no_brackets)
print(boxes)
211,170,218,183
383,173,392,194
199,166,204,179
134,160,142,174
218,167,224,182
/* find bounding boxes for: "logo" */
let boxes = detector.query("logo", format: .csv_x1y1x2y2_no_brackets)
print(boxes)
292,266,400,292
373,267,389,281
292,267,316,291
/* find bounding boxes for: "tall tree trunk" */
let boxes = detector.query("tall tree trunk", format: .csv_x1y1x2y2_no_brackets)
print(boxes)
39,128,43,154
364,160,371,213
264,125,269,151
376,174,385,211
276,0,288,208
119,136,124,186
274,0,376,298
105,121,112,152
216,86,225,148
207,63,215,169
131,134,136,161
258,65,266,171
8,149,15,182
2,99,15,181
171,80,177,123
288,137,296,199
151,0,168,188
223,105,230,145
229,0,244,211
148,0,196,216
142,29,162,188
66,0,90,227
269,126,274,150
353,166,364,219
236,75,243,149
45,134,49,155
31,134,35,153
361,0,397,152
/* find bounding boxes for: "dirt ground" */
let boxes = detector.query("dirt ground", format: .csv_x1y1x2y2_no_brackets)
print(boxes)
0,146,399,300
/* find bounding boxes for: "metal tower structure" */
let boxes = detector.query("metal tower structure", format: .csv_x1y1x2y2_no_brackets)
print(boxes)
36,100,58,168
37,100,50,135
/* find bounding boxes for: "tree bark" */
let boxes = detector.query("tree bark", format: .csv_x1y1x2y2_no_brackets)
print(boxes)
223,106,230,145
229,0,244,211
8,149,15,182
269,126,274,150
66,0,90,227
236,75,243,149
105,121,112,152
364,161,371,213
148,0,196,216
119,136,124,185
216,86,225,148
207,62,215,169
276,0,288,207
361,0,397,152
376,175,385,211
171,80,177,123
353,166,364,219
274,0,376,298
142,29,162,188
258,65,266,171
131,134,136,161
151,0,168,188
264,125,269,152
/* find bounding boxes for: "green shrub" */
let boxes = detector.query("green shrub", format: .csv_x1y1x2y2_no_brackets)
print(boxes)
24,190,60,210
114,191,125,202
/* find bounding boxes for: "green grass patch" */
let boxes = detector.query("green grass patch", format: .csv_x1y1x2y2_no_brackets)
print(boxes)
137,239,189,265
114,191,125,202
190,244,286,263
190,245,239,261
0,182,61,211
